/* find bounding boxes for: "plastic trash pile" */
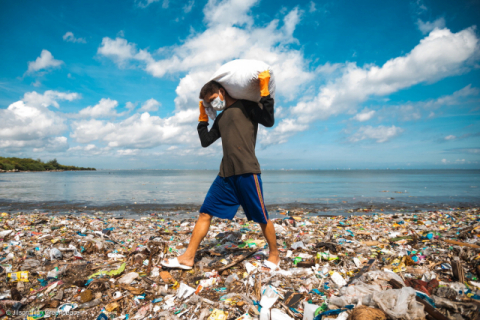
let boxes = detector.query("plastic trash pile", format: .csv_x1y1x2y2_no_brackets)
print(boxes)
0,207,479,319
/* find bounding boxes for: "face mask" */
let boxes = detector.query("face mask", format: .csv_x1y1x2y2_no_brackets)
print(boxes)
210,96,226,111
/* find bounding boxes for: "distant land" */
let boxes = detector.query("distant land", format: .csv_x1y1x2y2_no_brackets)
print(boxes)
0,157,96,172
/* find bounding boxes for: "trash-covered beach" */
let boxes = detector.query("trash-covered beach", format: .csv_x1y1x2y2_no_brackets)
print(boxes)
1,207,479,320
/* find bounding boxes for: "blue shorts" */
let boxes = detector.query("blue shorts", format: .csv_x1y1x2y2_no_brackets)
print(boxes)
200,173,269,224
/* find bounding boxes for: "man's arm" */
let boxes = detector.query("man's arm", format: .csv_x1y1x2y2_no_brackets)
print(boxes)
249,95,274,127
197,101,220,148
249,70,274,127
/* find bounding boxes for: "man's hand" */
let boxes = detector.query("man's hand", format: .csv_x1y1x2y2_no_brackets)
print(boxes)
199,101,208,122
258,70,271,97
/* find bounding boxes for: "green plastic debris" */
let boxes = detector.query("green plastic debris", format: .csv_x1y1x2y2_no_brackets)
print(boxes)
88,262,126,279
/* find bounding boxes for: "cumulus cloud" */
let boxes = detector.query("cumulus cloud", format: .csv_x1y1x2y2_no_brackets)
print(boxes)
348,125,404,143
70,109,198,148
139,98,161,112
62,32,86,43
23,90,79,108
0,90,79,152
78,98,120,118
26,50,63,74
98,3,313,110
352,108,375,122
266,27,479,146
417,17,446,35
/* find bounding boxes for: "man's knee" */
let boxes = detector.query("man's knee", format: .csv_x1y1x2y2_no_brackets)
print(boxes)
199,212,212,221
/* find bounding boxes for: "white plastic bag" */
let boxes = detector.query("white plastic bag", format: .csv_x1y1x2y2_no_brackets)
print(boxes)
260,285,280,309
118,272,139,284
209,59,276,102
303,301,320,320
260,308,293,320
205,59,276,120
372,287,425,320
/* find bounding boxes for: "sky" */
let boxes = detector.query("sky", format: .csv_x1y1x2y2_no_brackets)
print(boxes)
0,0,479,170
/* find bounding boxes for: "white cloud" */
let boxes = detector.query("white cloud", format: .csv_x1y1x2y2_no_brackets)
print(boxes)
62,32,86,43
309,1,316,13
417,17,445,35
70,109,198,148
265,27,479,146
23,90,80,108
98,5,313,112
441,158,448,164
139,98,161,112
292,27,478,123
78,98,120,118
444,135,456,140
352,108,375,122
26,50,63,74
204,0,258,27
0,91,79,152
349,125,403,143
183,0,194,13
97,38,136,65
117,149,140,156
125,102,137,110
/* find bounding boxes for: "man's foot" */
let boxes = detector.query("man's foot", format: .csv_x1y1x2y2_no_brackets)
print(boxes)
176,254,194,267
261,253,280,272
267,253,280,265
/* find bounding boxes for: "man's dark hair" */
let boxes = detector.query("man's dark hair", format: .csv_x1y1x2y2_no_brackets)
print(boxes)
199,80,225,100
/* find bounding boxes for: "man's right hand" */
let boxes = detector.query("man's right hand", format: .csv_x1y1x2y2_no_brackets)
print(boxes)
199,101,208,122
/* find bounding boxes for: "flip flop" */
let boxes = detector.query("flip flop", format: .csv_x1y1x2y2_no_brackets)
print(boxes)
263,260,281,272
161,258,193,270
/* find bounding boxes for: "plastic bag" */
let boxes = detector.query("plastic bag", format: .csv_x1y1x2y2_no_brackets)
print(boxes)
372,287,425,320
260,308,293,320
205,59,276,120
303,301,321,320
260,285,280,309
329,282,382,307
209,59,276,102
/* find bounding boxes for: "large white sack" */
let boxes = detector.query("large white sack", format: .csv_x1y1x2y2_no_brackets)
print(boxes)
209,59,276,102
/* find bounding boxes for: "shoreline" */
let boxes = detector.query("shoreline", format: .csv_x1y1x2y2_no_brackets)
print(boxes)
1,199,478,219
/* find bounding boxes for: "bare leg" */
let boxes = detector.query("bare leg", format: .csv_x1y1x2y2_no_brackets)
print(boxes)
259,220,280,265
176,212,212,267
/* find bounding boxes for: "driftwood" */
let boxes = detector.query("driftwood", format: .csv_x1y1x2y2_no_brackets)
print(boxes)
452,260,465,283
442,239,480,249
218,250,256,272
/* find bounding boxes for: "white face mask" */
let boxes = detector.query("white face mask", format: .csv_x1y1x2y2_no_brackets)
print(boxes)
210,96,226,111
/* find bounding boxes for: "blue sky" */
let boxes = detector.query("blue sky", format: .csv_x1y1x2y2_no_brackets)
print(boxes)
0,0,479,169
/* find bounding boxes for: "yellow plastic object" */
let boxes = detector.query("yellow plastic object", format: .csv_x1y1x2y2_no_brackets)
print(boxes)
7,271,29,282
258,70,270,97
199,101,208,122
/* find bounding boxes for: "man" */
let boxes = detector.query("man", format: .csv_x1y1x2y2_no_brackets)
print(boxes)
162,70,280,271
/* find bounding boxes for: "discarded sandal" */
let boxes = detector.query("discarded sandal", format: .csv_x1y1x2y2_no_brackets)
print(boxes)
160,258,193,270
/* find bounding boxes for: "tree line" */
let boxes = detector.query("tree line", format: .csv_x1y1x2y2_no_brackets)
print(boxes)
0,157,96,171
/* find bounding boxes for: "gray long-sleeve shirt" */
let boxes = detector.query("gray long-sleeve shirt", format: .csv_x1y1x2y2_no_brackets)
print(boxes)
197,95,274,177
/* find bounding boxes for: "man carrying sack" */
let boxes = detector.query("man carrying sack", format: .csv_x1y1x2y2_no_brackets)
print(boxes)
162,70,281,271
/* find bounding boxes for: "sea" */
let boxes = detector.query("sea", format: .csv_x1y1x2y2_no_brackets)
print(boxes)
0,169,479,217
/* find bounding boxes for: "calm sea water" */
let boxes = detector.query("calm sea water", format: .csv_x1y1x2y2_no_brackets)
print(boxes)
0,170,479,211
